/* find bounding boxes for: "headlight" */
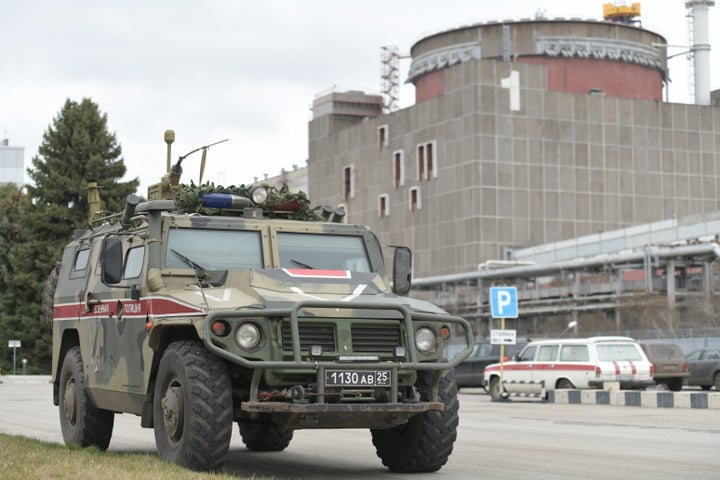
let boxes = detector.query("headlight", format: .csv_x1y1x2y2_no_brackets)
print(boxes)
415,327,436,353
250,186,268,205
236,322,261,350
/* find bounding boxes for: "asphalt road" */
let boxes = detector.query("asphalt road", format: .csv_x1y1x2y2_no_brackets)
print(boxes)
1,380,718,479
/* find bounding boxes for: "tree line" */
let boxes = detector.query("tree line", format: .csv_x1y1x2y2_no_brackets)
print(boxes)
0,98,138,374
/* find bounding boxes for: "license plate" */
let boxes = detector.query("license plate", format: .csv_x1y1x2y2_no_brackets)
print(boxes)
325,370,391,387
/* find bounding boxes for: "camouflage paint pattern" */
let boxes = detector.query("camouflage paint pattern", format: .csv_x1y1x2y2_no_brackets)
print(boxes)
51,199,473,425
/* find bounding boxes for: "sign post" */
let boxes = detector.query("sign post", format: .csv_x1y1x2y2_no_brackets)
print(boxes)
8,340,21,375
489,287,518,389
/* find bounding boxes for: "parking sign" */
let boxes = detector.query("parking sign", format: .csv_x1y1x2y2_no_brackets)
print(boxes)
489,287,518,318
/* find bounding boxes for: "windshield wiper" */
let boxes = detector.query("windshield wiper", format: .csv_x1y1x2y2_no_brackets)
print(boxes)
170,249,209,279
290,259,314,269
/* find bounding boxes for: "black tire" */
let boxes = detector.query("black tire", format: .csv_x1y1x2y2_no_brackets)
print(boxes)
556,378,575,389
58,346,114,449
238,421,293,451
153,340,233,471
371,368,459,473
700,385,712,391
488,376,503,400
43,263,61,327
665,378,683,392
714,372,720,391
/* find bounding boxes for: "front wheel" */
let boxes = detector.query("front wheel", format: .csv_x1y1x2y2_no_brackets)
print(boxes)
58,346,114,449
371,368,459,473
153,340,233,471
488,376,504,400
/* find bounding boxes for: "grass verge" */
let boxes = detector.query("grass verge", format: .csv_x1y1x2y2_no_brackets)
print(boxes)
0,433,266,480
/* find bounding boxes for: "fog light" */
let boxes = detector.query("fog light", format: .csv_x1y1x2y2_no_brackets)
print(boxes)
236,322,261,349
415,327,436,353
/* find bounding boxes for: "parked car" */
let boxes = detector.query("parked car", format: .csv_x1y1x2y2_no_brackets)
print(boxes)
483,336,655,400
639,342,689,391
685,348,720,390
454,340,526,389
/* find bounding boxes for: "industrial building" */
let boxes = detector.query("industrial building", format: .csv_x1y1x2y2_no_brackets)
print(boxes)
0,138,24,187
307,4,720,337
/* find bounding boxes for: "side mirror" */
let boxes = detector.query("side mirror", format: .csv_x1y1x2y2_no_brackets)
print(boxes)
101,237,123,285
392,246,412,295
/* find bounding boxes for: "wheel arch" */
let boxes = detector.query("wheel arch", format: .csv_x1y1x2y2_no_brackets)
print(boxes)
141,324,201,428
53,329,80,405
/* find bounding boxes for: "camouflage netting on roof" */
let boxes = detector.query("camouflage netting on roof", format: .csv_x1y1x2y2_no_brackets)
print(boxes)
174,182,323,221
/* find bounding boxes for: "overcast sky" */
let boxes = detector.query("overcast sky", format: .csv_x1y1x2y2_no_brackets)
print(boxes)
2,1,718,196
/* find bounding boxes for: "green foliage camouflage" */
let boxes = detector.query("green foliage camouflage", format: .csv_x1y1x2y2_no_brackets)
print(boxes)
0,98,138,374
175,182,323,221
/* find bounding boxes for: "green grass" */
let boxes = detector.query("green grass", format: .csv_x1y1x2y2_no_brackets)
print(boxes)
0,433,270,480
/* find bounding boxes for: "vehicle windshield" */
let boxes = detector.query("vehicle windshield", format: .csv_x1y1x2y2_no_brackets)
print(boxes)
277,232,371,272
165,229,263,270
596,344,643,361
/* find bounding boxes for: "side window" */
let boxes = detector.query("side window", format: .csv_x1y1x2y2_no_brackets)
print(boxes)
73,248,90,271
518,345,537,362
686,351,701,361
705,350,720,360
537,345,559,362
123,246,145,280
560,345,589,362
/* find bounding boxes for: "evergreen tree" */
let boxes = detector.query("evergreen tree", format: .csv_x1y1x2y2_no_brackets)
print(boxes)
0,98,139,374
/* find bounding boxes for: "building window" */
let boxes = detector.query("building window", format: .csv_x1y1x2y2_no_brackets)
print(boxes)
378,194,390,218
417,140,437,181
343,165,354,199
378,125,389,148
393,150,404,188
409,186,421,211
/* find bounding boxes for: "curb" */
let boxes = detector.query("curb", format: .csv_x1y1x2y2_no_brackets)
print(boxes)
0,375,52,385
548,389,720,409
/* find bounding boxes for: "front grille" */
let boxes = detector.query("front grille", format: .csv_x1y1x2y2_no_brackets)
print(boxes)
352,324,401,353
281,323,336,352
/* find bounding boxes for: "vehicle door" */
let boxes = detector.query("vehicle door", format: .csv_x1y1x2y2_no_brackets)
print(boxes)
502,344,538,383
87,239,148,394
531,344,560,388
698,350,720,383
685,350,703,384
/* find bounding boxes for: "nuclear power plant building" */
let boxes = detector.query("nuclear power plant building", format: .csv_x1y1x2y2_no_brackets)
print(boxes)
309,17,720,280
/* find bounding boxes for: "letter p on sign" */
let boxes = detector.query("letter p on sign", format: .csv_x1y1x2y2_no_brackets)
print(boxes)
490,286,518,318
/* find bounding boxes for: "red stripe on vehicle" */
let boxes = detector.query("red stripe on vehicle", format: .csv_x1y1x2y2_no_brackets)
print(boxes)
484,363,595,373
282,269,351,279
613,361,621,374
52,297,203,321
629,361,637,374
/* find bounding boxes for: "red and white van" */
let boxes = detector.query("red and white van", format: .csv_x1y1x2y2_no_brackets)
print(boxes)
483,336,655,399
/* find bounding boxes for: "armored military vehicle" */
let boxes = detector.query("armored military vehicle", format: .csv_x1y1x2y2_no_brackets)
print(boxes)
46,131,473,472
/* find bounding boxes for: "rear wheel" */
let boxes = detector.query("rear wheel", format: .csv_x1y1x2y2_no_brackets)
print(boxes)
714,372,720,391
371,368,459,473
153,340,233,471
238,422,293,451
58,346,114,449
665,378,683,392
556,378,575,389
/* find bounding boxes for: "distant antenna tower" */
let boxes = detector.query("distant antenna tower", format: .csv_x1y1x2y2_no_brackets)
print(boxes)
381,46,408,113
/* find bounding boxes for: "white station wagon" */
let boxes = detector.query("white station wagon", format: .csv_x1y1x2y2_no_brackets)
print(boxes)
483,336,655,399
